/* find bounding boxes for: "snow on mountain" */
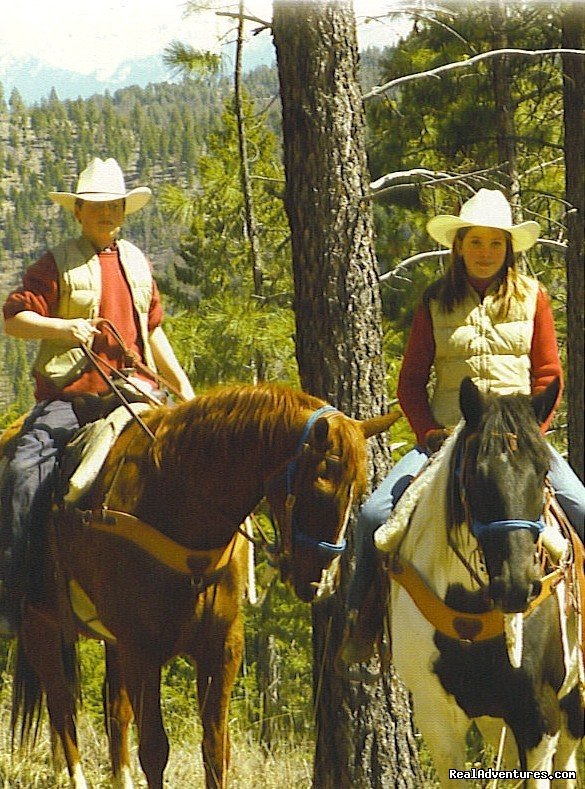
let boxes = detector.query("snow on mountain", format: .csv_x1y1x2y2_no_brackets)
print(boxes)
0,52,173,104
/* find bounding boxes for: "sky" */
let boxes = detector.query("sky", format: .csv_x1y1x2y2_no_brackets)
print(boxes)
0,1,412,101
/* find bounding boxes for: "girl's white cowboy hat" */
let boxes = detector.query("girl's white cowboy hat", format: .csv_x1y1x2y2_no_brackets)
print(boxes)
49,157,151,215
426,189,540,252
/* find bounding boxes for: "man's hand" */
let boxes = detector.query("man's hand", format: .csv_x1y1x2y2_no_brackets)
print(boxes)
65,318,101,345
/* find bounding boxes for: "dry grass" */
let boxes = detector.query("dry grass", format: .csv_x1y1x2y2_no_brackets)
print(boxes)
0,664,580,788
0,669,314,788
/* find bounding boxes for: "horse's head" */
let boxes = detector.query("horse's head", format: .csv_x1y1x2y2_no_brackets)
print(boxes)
267,407,400,603
458,377,560,613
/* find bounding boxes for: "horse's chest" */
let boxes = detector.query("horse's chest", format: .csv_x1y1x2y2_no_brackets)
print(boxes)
431,597,564,724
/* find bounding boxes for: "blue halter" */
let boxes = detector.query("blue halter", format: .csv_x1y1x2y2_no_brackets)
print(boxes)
284,405,348,557
458,437,545,542
471,518,545,541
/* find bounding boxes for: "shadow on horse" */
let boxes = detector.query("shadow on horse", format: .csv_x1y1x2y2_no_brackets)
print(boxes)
10,382,398,788
376,378,584,788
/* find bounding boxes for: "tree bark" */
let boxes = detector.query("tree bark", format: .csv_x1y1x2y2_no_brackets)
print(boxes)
489,2,522,216
272,2,421,786
561,4,585,481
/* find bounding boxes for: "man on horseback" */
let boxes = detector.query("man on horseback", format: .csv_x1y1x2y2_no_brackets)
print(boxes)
0,157,195,636
340,188,585,670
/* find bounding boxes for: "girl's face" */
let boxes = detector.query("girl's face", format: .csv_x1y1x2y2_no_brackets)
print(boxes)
457,226,508,280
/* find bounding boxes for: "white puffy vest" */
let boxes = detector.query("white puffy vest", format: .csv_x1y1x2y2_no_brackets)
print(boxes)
33,236,156,388
429,274,539,428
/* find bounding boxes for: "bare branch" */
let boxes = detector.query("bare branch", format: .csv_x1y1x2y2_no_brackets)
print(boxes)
367,165,510,201
370,168,452,190
364,48,585,100
537,239,567,251
216,10,271,32
380,250,447,282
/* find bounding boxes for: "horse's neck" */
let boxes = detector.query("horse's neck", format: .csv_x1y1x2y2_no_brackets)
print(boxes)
112,404,303,547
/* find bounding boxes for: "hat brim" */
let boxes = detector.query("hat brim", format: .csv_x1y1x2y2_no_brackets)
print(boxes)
48,187,152,215
426,215,540,253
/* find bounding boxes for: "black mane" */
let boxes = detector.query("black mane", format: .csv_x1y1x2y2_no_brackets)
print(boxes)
448,391,551,528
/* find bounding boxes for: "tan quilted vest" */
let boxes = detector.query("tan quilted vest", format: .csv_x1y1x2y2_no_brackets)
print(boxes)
33,236,156,388
429,274,539,428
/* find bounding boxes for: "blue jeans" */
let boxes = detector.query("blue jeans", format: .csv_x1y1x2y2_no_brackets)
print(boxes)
548,444,585,539
347,441,585,611
0,399,80,601
347,446,430,610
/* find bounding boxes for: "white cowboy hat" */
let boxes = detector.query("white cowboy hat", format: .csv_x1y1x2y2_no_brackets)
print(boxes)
426,189,540,252
49,157,151,215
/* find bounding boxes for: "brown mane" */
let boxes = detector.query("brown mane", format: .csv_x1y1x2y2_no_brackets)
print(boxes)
150,381,368,496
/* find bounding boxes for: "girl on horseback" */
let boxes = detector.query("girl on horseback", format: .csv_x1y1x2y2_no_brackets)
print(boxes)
341,188,585,668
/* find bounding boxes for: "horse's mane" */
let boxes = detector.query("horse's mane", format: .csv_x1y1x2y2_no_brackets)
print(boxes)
447,391,551,527
149,382,368,493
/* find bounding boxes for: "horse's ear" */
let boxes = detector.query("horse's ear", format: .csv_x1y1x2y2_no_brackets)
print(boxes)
531,377,560,425
359,409,402,439
311,417,330,452
459,377,484,430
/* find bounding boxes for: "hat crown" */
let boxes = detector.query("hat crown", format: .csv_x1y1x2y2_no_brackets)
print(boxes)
459,189,513,227
76,157,126,196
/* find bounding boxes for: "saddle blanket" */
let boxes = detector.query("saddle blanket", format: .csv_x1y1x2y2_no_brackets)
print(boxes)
63,403,152,504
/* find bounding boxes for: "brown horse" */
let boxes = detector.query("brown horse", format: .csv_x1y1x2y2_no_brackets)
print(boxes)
11,382,398,789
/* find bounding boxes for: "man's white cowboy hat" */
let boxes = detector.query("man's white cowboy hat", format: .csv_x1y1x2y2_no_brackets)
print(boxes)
426,189,540,252
49,157,151,215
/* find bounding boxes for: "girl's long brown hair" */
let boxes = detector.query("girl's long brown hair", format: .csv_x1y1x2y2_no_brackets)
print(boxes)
423,228,531,318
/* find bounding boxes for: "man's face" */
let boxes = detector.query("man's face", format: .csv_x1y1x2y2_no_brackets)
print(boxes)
74,199,125,249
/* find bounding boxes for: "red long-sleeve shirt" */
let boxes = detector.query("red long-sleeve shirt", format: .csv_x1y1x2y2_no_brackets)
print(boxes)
397,283,563,445
3,246,163,401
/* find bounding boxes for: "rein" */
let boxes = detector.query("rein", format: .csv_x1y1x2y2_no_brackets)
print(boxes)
79,319,188,441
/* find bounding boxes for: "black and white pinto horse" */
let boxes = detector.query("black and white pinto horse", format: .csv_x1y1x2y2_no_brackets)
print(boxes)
376,378,584,788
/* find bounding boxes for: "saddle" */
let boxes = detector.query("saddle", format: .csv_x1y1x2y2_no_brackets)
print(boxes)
0,401,156,640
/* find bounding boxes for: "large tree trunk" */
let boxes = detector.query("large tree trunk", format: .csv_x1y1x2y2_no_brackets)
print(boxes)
489,2,522,215
562,4,584,481
272,2,421,786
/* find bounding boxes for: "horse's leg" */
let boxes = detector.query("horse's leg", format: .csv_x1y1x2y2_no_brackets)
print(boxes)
475,716,520,768
104,643,135,789
118,646,168,789
524,732,559,788
410,691,471,787
18,611,88,788
552,729,580,789
195,617,244,789
552,687,583,788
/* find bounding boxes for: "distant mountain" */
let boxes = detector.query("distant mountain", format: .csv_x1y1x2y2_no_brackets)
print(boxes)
0,35,277,106
0,53,177,105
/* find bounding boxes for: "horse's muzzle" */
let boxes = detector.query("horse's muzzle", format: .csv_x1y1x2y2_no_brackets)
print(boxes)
489,575,542,613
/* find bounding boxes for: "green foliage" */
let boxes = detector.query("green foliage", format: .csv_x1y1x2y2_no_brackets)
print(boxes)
159,95,296,386
367,1,570,439
163,41,222,77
